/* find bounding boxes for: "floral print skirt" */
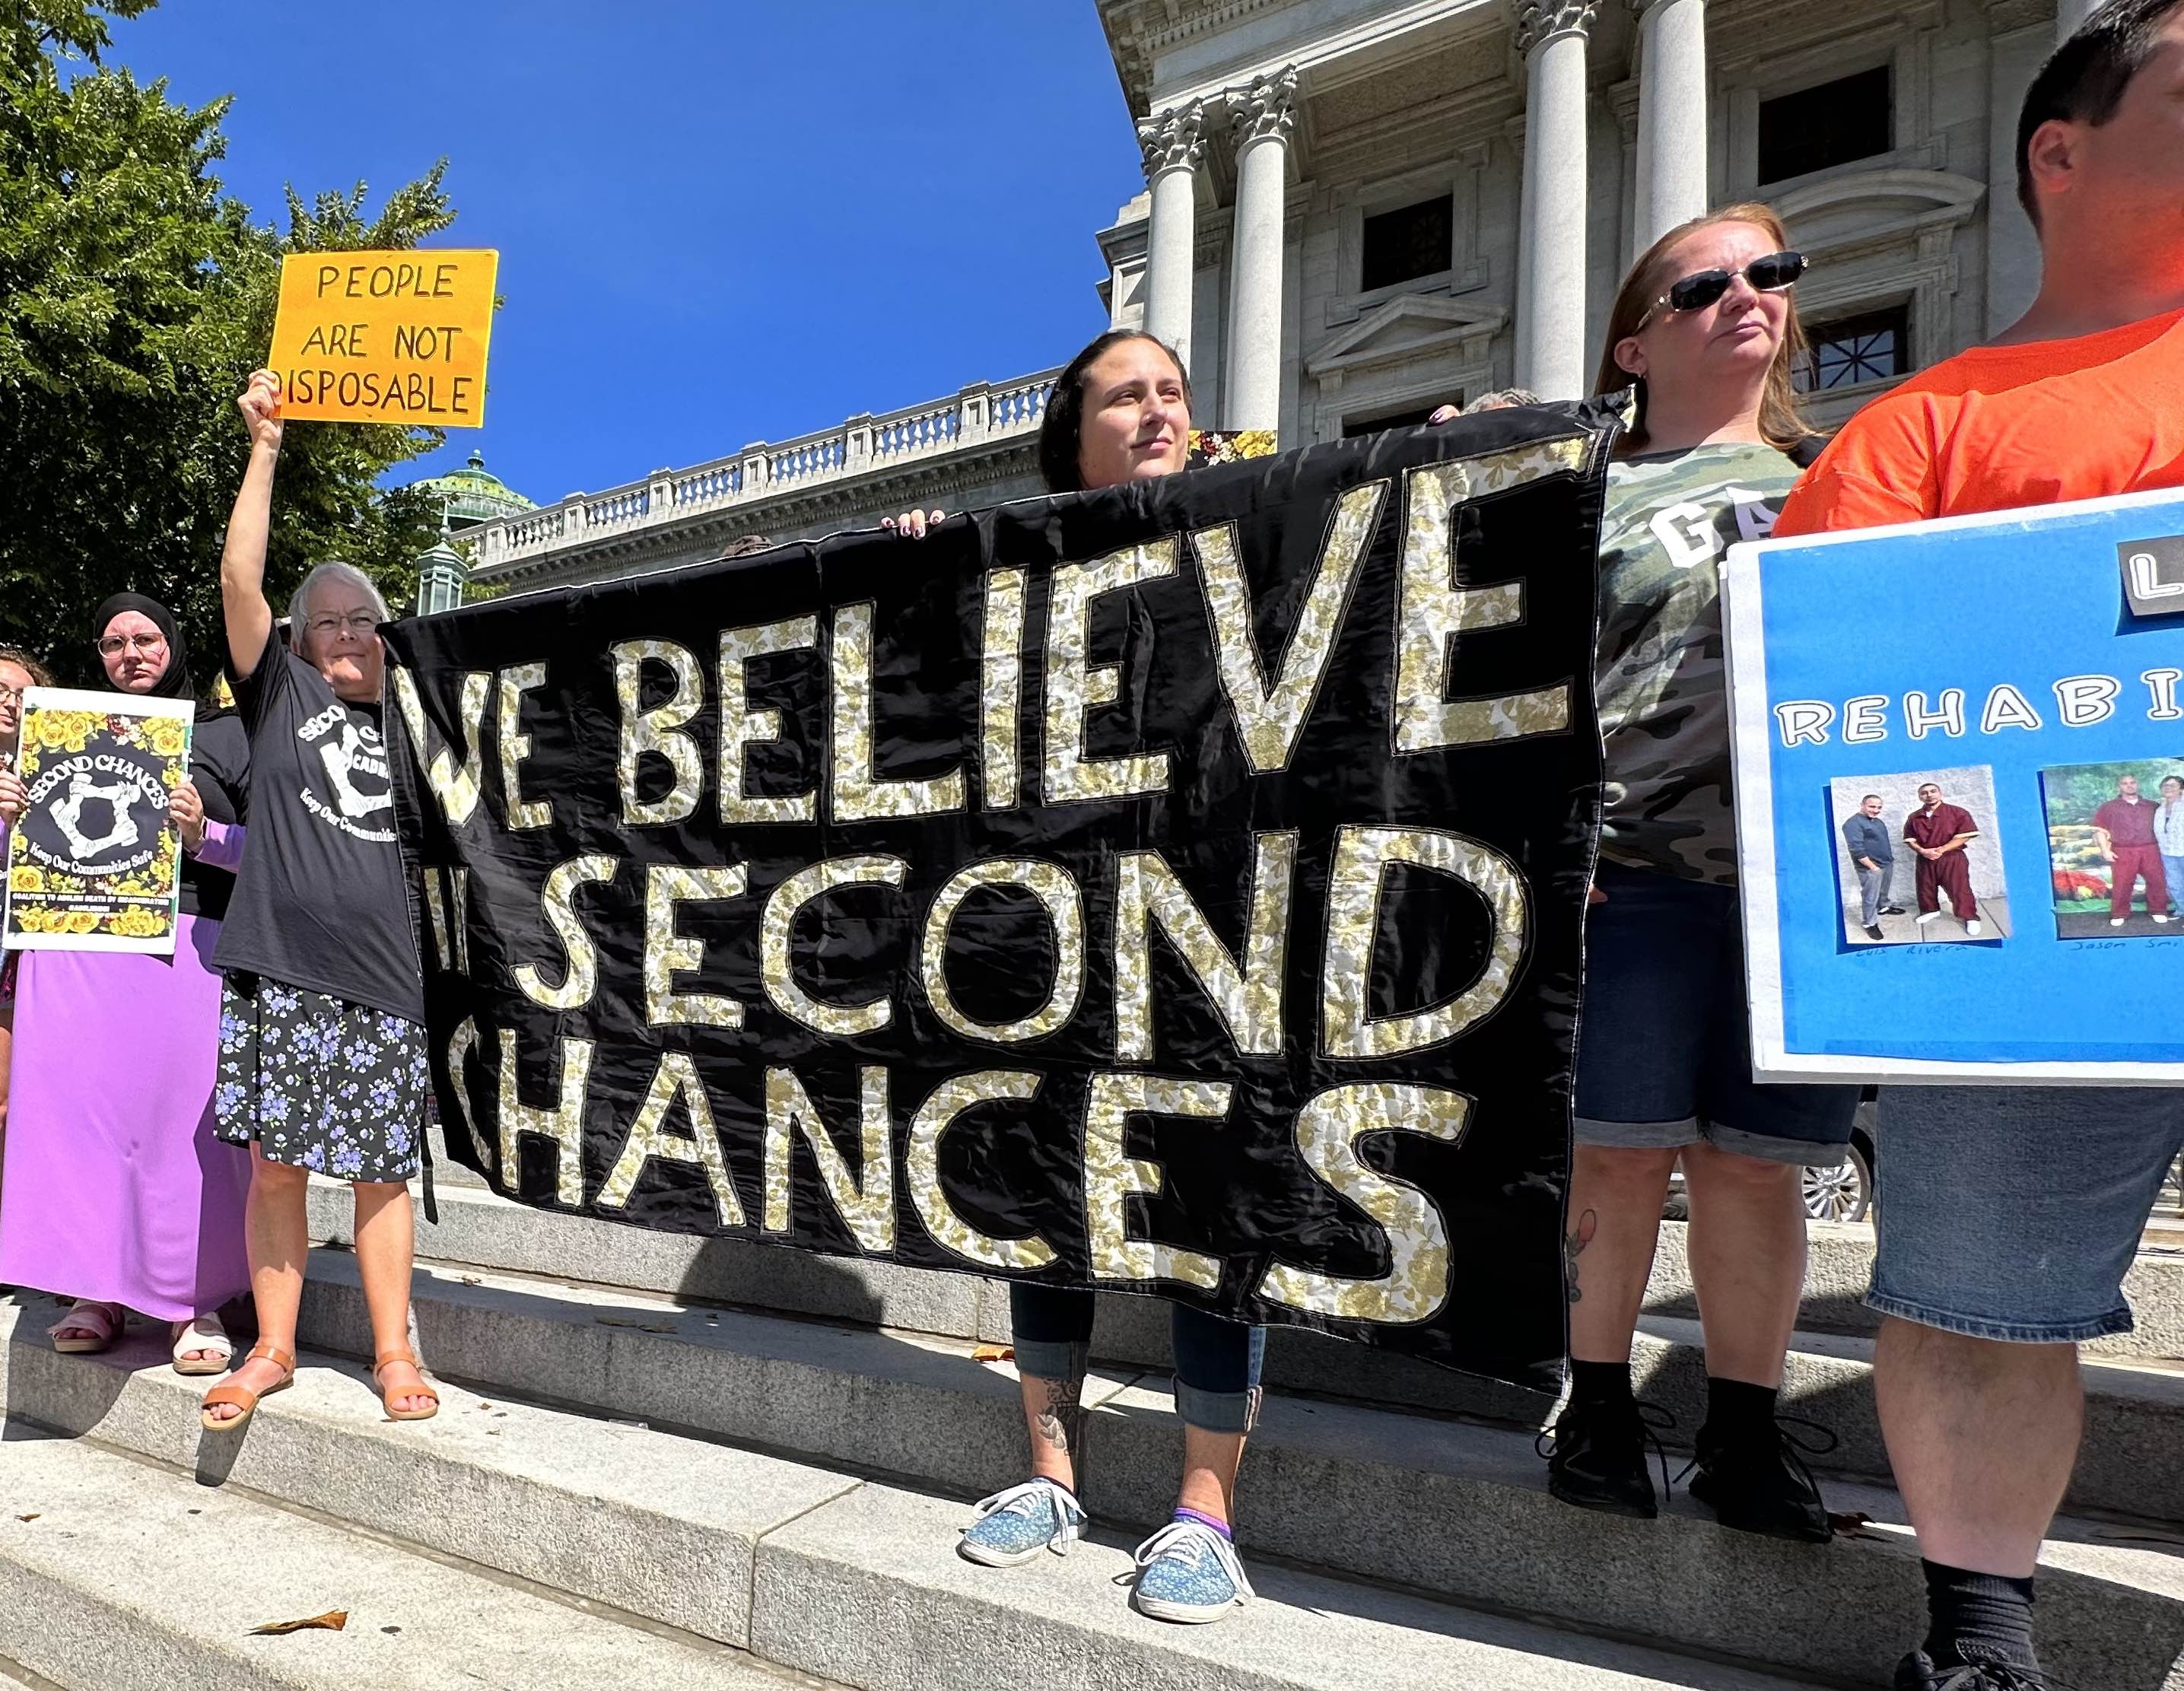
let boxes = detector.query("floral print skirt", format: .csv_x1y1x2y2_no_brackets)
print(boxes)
214,973,428,1184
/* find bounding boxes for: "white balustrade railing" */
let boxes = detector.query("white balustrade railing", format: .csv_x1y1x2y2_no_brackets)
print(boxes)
469,367,1060,574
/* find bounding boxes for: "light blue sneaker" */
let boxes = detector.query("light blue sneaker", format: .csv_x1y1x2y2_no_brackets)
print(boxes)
958,1478,1087,1568
1129,1520,1254,1624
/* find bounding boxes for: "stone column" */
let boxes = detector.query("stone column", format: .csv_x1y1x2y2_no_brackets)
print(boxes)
1630,0,1708,253
1137,100,1207,370
1514,3,1597,400
1223,67,1297,434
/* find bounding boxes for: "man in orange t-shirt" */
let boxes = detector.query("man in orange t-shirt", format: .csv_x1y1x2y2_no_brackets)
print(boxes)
1774,7,2184,1684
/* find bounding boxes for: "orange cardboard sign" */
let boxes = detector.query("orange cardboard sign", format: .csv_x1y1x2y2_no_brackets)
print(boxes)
267,250,497,427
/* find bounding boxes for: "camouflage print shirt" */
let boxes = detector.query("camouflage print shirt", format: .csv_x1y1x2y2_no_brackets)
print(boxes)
1595,442,1800,884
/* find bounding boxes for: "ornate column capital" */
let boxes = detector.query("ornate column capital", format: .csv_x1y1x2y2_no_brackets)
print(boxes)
1137,99,1207,180
1627,0,1696,14
1229,65,1298,149
1515,1,1598,55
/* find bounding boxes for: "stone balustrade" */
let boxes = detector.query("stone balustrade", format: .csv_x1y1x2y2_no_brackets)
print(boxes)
468,367,1061,575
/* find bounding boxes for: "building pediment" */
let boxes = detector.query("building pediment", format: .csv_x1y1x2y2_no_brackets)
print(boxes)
1772,167,1986,258
1306,292,1508,380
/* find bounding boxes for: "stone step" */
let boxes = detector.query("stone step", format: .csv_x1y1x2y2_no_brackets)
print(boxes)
0,1419,829,1690
189,1251,2184,1688
1642,1221,2184,1362
0,1305,1825,1691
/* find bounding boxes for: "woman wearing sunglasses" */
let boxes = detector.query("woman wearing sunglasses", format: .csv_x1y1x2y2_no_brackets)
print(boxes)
1543,205,1859,1543
0,598,253,1373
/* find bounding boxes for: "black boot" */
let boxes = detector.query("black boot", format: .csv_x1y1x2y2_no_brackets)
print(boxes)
1686,1413,1834,1543
1541,1394,1667,1519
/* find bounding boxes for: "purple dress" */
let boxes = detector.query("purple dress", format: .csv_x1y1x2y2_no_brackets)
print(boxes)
0,819,252,1319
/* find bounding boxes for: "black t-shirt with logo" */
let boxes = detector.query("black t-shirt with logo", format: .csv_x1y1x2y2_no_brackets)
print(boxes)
211,630,424,1022
180,712,248,923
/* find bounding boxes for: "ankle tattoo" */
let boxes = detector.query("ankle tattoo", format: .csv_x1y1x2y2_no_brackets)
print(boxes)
1035,1373,1088,1460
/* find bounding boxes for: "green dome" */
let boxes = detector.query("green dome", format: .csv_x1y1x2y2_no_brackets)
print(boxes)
413,450,536,529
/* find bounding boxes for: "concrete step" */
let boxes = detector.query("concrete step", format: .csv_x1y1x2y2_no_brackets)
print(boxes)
1643,1220,2184,1362
0,1305,1826,1691
187,1251,2184,1689
0,1422,831,1690
313,1181,2184,1521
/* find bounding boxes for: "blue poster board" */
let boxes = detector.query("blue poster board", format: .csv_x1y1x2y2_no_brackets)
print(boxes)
1725,488,2184,1082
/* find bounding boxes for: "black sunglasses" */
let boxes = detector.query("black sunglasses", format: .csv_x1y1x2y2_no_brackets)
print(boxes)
1642,250,1807,325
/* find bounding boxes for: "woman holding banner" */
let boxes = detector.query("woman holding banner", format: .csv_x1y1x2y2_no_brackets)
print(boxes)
0,599,253,1372
1543,205,1857,1540
897,329,1264,1627
196,369,438,1431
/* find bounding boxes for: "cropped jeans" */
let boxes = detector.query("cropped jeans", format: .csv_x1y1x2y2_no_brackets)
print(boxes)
1009,1283,1264,1435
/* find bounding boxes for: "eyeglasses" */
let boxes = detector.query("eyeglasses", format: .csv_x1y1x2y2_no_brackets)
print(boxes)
305,614,382,637
1640,251,1808,326
95,631,168,658
0,687,24,706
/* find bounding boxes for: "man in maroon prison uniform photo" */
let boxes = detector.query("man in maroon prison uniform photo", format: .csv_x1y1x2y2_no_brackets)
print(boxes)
2093,772,2173,925
1905,783,1984,937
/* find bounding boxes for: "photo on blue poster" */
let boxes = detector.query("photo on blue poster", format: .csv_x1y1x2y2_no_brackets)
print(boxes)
1724,488,2184,1082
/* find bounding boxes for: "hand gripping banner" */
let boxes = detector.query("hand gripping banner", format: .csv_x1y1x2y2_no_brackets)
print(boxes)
385,405,1613,1391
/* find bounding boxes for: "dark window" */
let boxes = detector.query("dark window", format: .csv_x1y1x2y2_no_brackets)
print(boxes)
1757,65,1892,185
1796,305,1910,392
1359,195,1454,292
1343,403,1445,439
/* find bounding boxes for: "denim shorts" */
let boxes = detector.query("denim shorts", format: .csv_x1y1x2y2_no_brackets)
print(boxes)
1575,863,1858,1166
1869,1085,2184,1343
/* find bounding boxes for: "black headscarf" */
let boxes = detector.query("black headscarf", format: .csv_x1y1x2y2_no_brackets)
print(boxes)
92,592,205,707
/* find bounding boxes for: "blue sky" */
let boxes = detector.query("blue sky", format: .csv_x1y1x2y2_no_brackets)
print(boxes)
105,1,1142,506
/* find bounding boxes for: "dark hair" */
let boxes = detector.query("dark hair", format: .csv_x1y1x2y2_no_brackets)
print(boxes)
1593,203,1816,455
2017,0,2184,224
1036,329,1191,494
1861,793,1883,803
2163,773,2184,787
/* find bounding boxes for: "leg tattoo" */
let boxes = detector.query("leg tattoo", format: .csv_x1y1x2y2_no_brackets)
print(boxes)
1035,1372,1089,1458
1565,1207,1598,1305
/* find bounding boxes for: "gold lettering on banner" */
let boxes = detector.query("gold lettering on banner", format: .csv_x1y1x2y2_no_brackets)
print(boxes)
613,638,705,825
763,1066,895,1253
644,864,747,1029
1321,825,1527,1058
1082,1071,1226,1289
719,616,819,825
420,866,470,974
920,858,1086,1044
761,854,906,1036
1112,832,1297,1063
498,1030,593,1206
443,1016,494,1168
981,567,1028,809
514,855,619,1010
420,865,453,971
496,662,552,830
1392,444,1585,752
907,1070,1057,1270
392,667,491,828
1043,539,1175,804
1254,1082,1470,1322
1193,479,1388,772
829,601,965,821
599,1051,747,1227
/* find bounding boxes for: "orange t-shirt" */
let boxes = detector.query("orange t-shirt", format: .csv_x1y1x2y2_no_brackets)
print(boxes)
1773,307,2184,536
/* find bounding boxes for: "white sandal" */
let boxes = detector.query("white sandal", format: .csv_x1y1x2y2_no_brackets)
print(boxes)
47,1300,122,1355
170,1314,234,1376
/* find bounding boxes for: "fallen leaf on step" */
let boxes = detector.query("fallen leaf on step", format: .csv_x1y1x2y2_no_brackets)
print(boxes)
459,1276,482,1286
14,1514,40,1523
249,1610,348,1636
1827,1511,1884,1541
971,1344,1016,1364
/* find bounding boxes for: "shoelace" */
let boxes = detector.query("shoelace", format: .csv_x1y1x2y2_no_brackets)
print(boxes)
1673,1412,1839,1498
966,1478,1080,1552
1536,1400,1680,1500
1131,1520,1256,1604
1912,1661,2066,1690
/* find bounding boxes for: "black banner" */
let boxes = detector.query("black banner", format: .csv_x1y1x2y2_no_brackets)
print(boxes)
386,406,1612,1390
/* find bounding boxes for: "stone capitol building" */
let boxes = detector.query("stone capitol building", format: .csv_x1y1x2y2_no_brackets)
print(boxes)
450,0,2098,601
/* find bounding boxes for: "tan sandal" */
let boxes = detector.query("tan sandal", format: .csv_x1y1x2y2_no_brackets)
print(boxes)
199,1340,294,1432
48,1300,122,1355
373,1346,440,1423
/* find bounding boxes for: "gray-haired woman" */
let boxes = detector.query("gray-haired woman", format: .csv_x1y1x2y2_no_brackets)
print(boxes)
198,367,438,1431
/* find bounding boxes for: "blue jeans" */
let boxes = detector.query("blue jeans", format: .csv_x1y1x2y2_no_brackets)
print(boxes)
1009,1283,1264,1434
1870,1085,2184,1342
1576,863,1858,1164
2164,853,2184,915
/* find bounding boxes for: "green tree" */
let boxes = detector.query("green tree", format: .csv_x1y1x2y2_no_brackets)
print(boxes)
0,0,456,684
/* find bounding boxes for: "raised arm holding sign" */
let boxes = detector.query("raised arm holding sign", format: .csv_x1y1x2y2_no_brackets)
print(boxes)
265,249,497,427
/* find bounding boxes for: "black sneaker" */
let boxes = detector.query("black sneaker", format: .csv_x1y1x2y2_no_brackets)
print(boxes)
1684,1414,1834,1543
1538,1397,1671,1519
1894,1651,2052,1689
1880,904,1908,915
1865,923,1887,940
